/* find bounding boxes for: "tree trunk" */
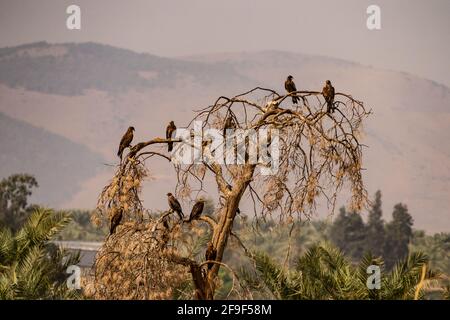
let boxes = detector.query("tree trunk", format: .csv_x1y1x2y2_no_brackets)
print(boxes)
203,165,255,299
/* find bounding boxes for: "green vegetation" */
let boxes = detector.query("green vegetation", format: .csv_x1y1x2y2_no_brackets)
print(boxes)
0,174,448,299
328,191,415,270
0,174,107,241
56,210,107,241
0,208,80,299
0,174,38,232
242,243,439,299
226,191,449,299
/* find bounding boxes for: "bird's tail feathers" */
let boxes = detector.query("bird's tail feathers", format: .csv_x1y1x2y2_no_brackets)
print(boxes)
327,101,333,112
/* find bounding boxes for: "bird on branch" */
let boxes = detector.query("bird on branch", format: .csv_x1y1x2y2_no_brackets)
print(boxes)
223,114,236,138
117,126,135,160
205,242,217,270
166,121,176,152
167,192,184,220
110,208,123,235
284,75,299,104
322,80,335,113
187,197,206,222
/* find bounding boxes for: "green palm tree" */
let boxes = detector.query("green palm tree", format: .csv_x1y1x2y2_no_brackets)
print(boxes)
0,208,80,299
242,242,440,300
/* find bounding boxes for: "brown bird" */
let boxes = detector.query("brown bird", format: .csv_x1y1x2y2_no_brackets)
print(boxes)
162,217,170,230
285,75,299,104
322,80,335,113
117,126,135,160
188,197,206,222
205,242,217,270
223,114,236,138
110,209,123,235
166,121,176,152
167,192,184,220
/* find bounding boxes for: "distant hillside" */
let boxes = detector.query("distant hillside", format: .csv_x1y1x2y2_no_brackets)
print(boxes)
0,42,449,232
0,111,104,206
0,41,252,96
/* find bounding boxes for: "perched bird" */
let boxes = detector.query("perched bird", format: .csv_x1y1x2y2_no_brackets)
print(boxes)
284,75,299,104
223,114,236,138
110,209,123,235
167,192,184,220
162,217,170,229
166,121,177,152
188,197,206,222
161,218,170,247
205,242,217,270
117,126,135,160
322,80,335,113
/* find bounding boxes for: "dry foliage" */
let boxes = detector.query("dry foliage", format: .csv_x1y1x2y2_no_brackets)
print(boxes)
90,87,371,299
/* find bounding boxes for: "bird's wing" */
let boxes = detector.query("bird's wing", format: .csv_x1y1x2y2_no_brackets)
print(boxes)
171,197,182,212
110,211,122,233
123,131,133,147
191,202,199,214
118,133,131,156
206,246,213,259
193,202,203,216
119,133,128,147
166,125,174,139
285,81,297,93
323,86,330,98
291,81,297,92
167,125,176,139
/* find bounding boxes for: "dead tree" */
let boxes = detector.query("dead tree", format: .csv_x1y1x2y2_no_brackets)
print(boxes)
91,87,371,300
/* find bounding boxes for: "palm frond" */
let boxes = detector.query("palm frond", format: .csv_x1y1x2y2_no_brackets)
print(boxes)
251,251,299,299
0,227,14,263
15,209,71,253
0,208,79,299
383,251,432,299
356,253,384,299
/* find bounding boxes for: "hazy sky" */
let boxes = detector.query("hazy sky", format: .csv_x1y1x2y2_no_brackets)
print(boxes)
1,0,449,86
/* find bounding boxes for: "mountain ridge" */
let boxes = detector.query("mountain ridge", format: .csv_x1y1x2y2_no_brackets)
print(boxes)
0,41,448,232
0,110,105,207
